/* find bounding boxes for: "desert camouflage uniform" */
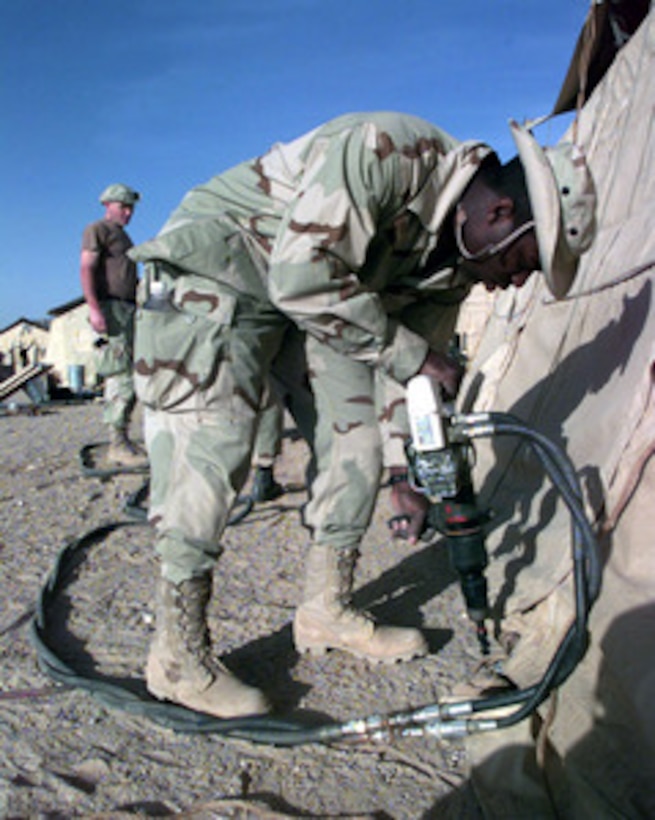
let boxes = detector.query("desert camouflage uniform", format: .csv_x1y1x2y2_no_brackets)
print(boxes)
251,325,314,471
95,298,138,429
252,388,284,470
129,112,492,583
81,215,139,432
253,330,422,476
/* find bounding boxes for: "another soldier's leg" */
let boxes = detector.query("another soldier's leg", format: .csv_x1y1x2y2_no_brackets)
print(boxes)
252,325,318,500
293,337,427,664
142,292,286,717
104,371,145,466
269,325,317,449
103,370,135,430
102,302,146,466
269,326,318,488
250,386,285,502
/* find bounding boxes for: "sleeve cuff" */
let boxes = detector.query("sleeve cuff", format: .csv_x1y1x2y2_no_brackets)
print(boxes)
378,323,429,384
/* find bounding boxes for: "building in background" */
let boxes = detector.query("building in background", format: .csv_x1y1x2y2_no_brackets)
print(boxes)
45,297,99,393
0,318,49,373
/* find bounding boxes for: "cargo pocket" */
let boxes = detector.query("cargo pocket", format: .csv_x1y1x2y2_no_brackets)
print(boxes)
95,336,131,378
134,287,236,412
95,300,135,377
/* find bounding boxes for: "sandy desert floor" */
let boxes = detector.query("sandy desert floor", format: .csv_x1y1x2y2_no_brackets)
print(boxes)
1,399,485,818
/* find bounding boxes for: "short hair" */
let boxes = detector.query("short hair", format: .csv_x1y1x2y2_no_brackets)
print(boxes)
479,155,533,225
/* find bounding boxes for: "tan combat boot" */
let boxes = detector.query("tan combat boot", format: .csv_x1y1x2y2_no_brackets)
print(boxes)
293,544,428,664
146,574,270,718
107,427,148,467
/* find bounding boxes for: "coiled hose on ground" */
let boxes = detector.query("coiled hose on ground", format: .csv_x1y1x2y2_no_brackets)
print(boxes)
31,412,601,745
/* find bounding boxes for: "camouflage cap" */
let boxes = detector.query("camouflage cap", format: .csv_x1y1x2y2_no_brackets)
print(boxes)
510,120,596,299
99,183,141,206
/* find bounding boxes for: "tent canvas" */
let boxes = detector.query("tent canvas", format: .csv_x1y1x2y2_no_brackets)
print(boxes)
453,7,655,816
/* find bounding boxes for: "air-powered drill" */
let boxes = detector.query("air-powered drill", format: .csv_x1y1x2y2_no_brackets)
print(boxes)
405,375,491,655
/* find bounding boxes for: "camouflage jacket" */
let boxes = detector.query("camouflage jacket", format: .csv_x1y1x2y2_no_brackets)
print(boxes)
130,112,493,383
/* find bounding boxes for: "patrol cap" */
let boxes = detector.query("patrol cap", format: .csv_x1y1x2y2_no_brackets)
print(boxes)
510,120,596,299
99,183,141,206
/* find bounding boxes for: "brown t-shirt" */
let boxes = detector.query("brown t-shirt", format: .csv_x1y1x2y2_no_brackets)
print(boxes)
81,219,137,302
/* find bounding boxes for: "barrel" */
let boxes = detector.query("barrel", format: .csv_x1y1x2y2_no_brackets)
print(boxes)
68,364,85,394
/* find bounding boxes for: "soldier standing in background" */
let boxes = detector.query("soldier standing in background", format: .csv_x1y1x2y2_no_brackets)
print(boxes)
80,183,147,466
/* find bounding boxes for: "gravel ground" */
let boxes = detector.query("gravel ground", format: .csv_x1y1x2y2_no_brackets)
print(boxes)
0,399,485,818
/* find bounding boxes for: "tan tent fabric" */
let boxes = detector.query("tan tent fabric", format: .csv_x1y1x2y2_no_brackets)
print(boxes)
453,9,655,816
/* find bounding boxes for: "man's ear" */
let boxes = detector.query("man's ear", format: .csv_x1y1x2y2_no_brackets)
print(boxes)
488,196,515,225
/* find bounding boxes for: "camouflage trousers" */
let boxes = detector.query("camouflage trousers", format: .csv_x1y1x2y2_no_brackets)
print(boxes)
96,299,137,430
253,325,410,473
251,387,284,469
252,323,317,469
136,279,404,584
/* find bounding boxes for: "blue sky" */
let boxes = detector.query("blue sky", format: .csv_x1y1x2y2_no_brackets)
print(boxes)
0,0,589,329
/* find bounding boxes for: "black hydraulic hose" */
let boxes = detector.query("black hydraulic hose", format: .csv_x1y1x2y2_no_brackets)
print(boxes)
28,521,336,744
463,413,601,602
460,415,599,598
199,411,600,740
451,411,600,728
518,448,591,634
493,622,586,728
123,478,256,526
520,438,595,635
484,427,593,636
79,443,149,479
32,414,601,744
473,418,598,613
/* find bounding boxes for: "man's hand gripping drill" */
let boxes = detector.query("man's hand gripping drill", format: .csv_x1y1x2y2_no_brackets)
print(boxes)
388,348,463,543
392,372,493,656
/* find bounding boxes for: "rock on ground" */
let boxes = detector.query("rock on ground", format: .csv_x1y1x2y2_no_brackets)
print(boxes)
0,400,484,818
